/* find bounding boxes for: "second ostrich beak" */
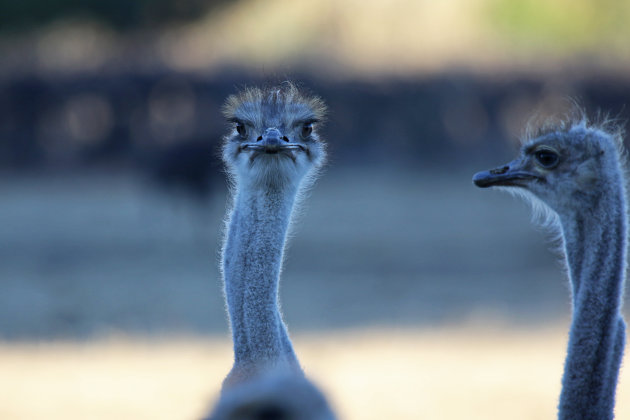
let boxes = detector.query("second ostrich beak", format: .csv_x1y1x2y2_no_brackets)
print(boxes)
473,158,542,188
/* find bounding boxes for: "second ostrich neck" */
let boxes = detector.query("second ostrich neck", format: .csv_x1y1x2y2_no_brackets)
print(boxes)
562,194,626,304
558,191,627,420
223,183,301,377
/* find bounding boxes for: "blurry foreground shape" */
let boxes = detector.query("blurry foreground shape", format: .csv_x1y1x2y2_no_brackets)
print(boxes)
208,372,335,420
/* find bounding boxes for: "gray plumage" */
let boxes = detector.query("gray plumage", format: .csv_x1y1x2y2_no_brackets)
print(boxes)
207,83,335,420
473,113,628,419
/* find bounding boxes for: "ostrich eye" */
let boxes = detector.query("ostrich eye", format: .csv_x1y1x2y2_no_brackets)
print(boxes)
301,122,313,138
236,122,247,137
534,149,559,168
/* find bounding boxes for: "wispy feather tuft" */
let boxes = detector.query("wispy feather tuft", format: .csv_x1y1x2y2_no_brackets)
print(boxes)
222,82,327,123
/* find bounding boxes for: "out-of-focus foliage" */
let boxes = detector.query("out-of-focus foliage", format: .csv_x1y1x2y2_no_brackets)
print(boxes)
0,0,229,32
487,0,630,52
2,0,630,75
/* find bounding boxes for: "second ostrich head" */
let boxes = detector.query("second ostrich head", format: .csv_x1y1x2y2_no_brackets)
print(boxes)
473,114,629,419
222,83,327,191
473,118,626,220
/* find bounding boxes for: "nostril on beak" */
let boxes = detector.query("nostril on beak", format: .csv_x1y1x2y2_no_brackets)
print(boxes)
490,166,509,175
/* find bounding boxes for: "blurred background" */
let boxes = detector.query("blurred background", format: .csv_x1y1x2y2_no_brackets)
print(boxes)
1,0,630,419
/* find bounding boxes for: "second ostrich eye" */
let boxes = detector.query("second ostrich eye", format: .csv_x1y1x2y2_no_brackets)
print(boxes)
534,149,559,169
236,122,247,137
301,122,313,138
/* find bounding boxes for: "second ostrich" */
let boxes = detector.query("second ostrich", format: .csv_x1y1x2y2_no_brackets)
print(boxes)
473,115,627,419
208,84,336,420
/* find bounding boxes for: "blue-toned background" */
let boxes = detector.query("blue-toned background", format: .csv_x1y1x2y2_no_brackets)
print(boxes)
1,1,629,418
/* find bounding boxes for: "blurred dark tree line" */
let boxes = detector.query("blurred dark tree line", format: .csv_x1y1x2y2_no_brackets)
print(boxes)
2,70,630,204
0,0,230,32
2,71,630,172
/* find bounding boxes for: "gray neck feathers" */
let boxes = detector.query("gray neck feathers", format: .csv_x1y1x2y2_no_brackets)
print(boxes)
558,187,627,420
222,183,301,385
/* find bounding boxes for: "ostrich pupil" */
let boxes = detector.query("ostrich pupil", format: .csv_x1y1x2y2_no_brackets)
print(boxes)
535,150,559,168
302,123,313,137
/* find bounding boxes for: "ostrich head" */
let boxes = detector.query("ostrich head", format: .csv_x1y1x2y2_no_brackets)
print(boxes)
473,117,626,218
222,83,327,190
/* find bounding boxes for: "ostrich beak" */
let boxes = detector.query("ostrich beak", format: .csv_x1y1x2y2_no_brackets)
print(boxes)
473,158,541,188
240,128,306,154
259,128,284,153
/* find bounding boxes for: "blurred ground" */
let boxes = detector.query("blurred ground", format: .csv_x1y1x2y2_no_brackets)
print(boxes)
1,167,570,339
1,328,629,420
2,167,630,418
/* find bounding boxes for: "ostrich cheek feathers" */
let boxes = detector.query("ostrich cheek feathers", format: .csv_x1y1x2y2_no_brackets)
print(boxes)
574,159,600,190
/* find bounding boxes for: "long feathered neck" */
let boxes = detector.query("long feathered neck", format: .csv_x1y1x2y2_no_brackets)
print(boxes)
558,187,627,420
221,181,302,387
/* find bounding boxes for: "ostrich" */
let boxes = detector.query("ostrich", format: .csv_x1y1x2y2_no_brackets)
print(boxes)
207,84,336,420
473,114,627,419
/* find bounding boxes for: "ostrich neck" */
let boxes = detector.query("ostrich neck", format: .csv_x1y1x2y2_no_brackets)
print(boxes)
558,192,627,420
222,183,300,377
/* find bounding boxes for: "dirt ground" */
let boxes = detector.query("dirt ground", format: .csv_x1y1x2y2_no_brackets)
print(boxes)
1,327,629,420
